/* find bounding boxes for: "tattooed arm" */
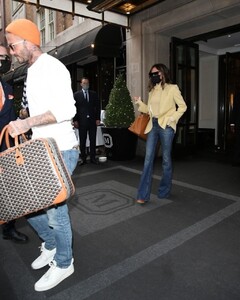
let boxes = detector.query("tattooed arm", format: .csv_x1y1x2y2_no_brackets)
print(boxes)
8,111,56,138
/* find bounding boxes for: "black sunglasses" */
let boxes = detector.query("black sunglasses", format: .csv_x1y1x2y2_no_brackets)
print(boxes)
149,71,159,77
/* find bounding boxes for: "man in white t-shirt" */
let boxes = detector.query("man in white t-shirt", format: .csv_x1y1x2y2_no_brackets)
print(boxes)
6,19,79,292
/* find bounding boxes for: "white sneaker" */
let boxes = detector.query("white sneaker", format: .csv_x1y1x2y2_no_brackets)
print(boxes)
34,260,74,292
31,243,56,270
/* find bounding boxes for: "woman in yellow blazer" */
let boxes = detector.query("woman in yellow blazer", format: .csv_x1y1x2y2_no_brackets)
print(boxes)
134,63,187,204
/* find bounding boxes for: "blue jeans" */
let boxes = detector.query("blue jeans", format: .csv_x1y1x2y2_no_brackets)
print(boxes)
27,149,79,268
137,118,175,201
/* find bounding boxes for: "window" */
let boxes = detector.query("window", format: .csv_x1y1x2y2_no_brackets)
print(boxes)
11,1,24,20
38,8,55,46
48,10,54,41
39,8,46,45
12,1,22,12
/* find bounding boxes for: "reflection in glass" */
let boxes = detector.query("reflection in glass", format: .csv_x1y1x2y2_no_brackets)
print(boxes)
190,69,196,123
177,69,183,91
190,47,196,67
177,45,184,64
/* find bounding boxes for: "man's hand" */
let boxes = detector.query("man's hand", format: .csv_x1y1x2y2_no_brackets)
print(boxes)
8,119,30,138
73,121,79,128
19,108,29,119
96,120,101,126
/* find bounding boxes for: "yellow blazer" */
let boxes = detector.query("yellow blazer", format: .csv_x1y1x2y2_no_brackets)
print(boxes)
136,83,187,133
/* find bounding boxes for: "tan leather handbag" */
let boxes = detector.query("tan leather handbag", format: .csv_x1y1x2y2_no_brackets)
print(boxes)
128,113,150,140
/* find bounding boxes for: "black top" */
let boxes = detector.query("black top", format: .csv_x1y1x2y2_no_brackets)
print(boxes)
0,78,16,151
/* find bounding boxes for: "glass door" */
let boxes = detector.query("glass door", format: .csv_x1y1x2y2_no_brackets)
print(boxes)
218,52,240,154
170,37,199,154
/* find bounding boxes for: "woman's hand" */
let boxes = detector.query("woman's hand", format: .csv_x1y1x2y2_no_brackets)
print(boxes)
133,96,141,104
167,116,174,125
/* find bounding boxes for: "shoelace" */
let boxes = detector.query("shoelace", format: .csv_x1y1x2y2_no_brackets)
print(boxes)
48,258,74,270
48,260,57,268
44,261,57,279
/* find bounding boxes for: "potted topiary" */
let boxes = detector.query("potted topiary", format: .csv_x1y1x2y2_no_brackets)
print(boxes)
101,74,138,160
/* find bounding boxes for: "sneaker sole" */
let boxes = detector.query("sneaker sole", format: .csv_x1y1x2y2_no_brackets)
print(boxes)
34,265,74,292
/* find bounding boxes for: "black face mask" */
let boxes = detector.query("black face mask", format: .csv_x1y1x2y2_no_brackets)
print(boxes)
0,58,11,74
150,75,161,85
149,71,161,85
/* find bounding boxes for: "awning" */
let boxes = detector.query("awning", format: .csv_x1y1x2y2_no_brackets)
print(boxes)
49,23,123,65
15,0,129,28
4,23,123,83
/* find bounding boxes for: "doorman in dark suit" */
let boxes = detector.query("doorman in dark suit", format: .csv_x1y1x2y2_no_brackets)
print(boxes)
73,77,101,165
0,45,28,243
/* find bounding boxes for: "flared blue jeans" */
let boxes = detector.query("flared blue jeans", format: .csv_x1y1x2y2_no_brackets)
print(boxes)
137,118,175,201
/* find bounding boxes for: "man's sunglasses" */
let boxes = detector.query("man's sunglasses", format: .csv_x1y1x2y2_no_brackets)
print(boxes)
8,40,25,51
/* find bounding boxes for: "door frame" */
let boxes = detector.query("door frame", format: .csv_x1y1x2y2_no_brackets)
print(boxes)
170,37,199,154
218,52,240,153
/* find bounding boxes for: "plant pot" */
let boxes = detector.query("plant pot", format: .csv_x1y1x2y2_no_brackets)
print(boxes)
101,127,138,160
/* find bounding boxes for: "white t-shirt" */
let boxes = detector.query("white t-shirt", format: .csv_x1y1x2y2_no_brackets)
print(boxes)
26,53,77,151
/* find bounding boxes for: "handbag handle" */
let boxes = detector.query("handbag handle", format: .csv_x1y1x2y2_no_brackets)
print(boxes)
0,125,27,165
0,125,28,148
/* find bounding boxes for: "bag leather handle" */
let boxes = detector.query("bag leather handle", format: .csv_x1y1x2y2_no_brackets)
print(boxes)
0,125,27,165
0,125,27,148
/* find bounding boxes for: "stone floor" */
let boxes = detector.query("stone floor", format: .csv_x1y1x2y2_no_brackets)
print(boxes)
1,152,240,300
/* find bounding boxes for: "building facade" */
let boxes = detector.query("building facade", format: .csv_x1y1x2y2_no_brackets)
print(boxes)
1,0,240,156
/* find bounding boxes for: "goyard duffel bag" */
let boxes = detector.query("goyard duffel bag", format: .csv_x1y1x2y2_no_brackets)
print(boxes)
0,125,75,224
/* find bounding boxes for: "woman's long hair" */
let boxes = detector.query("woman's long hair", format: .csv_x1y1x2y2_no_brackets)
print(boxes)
148,63,172,92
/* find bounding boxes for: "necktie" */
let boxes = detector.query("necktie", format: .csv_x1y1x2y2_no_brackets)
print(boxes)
84,90,88,102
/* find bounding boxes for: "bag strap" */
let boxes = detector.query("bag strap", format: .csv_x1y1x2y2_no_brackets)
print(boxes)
0,125,26,165
0,125,28,149
0,125,14,148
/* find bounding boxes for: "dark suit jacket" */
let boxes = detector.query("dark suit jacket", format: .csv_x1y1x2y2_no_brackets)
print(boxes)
0,78,16,151
73,89,100,125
